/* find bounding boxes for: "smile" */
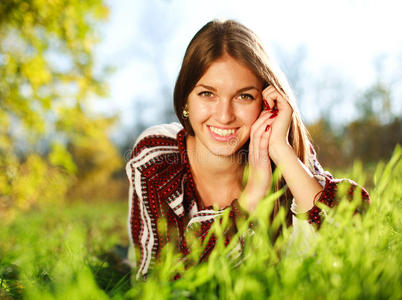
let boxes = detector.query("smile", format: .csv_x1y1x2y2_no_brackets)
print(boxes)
207,125,239,141
209,126,236,136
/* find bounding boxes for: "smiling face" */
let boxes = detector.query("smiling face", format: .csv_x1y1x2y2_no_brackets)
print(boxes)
186,54,263,157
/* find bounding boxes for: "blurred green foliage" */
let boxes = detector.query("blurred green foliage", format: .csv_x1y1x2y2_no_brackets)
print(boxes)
308,79,402,171
0,2,400,297
0,146,400,299
0,0,123,220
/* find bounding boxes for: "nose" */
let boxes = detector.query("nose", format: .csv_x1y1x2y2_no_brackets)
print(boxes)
214,98,235,124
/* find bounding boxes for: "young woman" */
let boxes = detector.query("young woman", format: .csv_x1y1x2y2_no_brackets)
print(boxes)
126,19,369,280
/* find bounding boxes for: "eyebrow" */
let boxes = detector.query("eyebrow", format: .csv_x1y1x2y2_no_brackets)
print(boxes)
195,84,259,93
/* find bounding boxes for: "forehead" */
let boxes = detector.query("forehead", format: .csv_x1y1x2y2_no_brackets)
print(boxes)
197,55,262,89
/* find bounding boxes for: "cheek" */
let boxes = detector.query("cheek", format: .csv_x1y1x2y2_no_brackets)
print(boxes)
188,99,211,125
237,105,261,125
197,104,212,117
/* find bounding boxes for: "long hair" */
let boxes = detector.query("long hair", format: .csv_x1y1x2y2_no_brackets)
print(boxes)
173,19,312,226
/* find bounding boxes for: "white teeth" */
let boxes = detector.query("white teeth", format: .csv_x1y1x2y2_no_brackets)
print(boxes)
209,126,236,136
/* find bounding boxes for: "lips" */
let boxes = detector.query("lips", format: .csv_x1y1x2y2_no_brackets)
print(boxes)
207,125,239,142
208,125,236,136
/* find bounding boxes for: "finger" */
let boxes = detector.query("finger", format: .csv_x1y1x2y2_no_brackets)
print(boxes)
248,137,256,166
262,86,279,103
273,93,292,112
259,125,271,157
254,117,275,148
251,109,277,132
250,118,275,166
262,98,270,110
253,111,276,133
250,119,265,166
250,113,277,151
262,87,293,114
262,84,276,95
255,126,272,168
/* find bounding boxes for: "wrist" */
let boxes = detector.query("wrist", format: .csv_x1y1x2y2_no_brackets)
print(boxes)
269,142,293,164
239,185,265,213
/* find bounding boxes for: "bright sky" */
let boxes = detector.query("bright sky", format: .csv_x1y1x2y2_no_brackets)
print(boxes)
94,0,402,141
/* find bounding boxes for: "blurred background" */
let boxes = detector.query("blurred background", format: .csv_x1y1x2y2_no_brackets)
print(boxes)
1,0,401,220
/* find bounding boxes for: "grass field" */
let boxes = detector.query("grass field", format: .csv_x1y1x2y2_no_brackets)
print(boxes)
1,146,401,299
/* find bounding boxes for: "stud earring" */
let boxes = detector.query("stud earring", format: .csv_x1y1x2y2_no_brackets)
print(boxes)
182,104,189,119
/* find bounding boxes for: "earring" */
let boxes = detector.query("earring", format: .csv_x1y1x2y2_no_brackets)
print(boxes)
182,104,189,119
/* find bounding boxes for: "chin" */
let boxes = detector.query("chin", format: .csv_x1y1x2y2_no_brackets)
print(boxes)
209,146,237,157
207,137,248,157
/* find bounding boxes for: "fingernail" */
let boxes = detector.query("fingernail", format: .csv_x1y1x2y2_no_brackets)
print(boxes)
272,100,278,110
269,113,278,119
263,99,270,110
265,125,270,132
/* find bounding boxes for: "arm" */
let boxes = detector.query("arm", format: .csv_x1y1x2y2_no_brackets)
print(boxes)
269,143,322,213
301,146,370,226
272,143,370,226
238,86,370,223
127,158,154,281
126,127,179,281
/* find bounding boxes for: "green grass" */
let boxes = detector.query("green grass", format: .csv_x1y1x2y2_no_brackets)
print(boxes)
1,145,401,299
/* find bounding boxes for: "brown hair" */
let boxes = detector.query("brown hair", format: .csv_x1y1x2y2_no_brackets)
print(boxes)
173,19,312,225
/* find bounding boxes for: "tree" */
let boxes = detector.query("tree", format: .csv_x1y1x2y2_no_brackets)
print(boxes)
344,79,402,164
0,0,121,220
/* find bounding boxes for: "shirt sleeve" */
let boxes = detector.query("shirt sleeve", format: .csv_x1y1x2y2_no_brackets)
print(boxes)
292,144,370,228
126,132,166,281
126,123,184,280
127,185,143,278
127,159,154,281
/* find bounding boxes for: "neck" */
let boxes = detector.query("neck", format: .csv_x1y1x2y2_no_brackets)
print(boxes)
186,135,245,186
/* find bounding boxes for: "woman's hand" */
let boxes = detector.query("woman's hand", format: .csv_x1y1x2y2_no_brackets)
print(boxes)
239,85,293,212
241,85,323,214
261,85,293,162
260,85,322,213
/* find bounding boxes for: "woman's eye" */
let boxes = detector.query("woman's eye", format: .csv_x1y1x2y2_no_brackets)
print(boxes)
239,94,255,100
198,91,213,97
198,91,255,101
